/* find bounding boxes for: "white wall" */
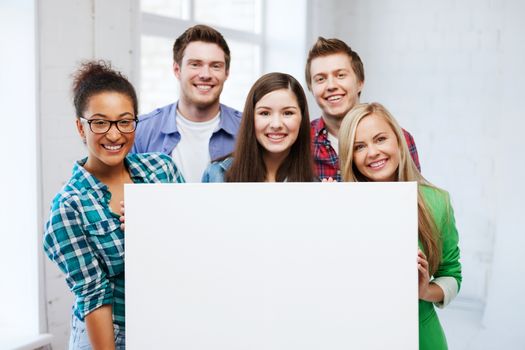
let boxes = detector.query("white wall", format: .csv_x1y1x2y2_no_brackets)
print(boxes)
477,0,525,346
263,0,307,81
39,1,137,348
0,0,41,338
318,0,524,347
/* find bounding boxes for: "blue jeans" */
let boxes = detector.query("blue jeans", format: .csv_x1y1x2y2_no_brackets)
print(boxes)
69,314,125,349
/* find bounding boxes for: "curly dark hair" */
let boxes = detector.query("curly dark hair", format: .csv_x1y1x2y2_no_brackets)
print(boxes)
72,60,138,118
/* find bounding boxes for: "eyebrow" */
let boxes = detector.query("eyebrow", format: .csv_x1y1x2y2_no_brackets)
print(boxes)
256,106,298,110
354,132,388,143
373,132,388,138
314,68,349,76
88,112,134,119
186,59,225,65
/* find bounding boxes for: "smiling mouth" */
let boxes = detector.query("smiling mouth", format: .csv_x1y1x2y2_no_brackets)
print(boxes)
325,95,344,102
266,133,287,141
195,84,213,91
103,144,123,151
368,159,387,169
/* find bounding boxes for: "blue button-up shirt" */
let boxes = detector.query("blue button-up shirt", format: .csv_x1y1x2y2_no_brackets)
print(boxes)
132,102,242,161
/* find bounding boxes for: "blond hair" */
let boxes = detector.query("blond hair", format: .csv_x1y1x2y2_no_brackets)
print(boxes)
339,103,441,274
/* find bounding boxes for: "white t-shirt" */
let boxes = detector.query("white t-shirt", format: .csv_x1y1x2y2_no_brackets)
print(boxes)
327,131,339,155
171,111,220,182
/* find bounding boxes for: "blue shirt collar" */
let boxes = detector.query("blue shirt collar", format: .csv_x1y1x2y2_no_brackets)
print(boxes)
161,101,238,136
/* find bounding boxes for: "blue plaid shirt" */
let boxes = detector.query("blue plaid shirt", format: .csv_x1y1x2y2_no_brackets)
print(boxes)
43,153,184,330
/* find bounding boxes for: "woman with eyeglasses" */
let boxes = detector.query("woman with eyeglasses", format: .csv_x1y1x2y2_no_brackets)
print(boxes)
43,61,184,349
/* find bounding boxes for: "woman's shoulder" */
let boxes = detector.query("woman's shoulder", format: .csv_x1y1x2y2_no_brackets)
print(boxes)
127,152,172,166
419,185,450,204
127,152,184,183
419,184,453,224
202,157,233,183
50,165,92,211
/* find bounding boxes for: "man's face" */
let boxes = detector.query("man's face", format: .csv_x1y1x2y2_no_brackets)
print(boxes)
309,53,364,120
174,41,229,109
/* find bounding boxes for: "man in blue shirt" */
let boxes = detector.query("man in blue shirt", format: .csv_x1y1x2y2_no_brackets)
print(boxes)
133,25,242,182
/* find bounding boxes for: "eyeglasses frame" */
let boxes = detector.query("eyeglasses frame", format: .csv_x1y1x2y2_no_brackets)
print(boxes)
79,116,139,134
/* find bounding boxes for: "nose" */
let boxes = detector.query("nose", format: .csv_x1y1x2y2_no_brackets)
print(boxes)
367,144,380,158
269,113,283,129
326,75,337,91
199,65,211,80
105,123,121,141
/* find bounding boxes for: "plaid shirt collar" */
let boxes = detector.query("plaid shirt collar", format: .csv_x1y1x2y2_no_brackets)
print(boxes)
311,117,328,142
311,117,341,181
71,155,164,199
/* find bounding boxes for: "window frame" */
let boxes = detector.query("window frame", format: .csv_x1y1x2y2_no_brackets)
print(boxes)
138,1,266,110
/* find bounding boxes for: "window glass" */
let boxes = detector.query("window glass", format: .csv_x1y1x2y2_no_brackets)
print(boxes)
140,35,179,114
141,0,190,19
194,0,261,33
221,39,260,110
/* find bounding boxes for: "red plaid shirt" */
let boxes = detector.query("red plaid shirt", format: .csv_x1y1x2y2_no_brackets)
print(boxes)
311,117,421,181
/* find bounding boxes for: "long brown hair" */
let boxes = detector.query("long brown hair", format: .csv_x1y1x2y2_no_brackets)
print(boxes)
339,102,442,274
226,72,315,182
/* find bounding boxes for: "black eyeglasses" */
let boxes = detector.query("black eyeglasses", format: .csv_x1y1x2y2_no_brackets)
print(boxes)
80,117,139,134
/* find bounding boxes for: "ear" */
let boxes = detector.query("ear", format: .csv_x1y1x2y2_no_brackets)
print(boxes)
224,67,230,80
173,62,181,80
357,79,365,96
76,118,86,143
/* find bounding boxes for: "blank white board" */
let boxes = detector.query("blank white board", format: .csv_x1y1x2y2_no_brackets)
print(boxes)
125,182,418,349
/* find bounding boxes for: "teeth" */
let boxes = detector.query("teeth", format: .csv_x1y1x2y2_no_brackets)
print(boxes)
103,144,123,151
196,85,211,91
267,134,286,140
369,159,386,168
327,95,342,101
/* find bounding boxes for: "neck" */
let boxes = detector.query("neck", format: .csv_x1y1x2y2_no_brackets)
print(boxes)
322,98,360,136
83,159,128,184
178,98,220,122
322,114,343,137
263,151,289,182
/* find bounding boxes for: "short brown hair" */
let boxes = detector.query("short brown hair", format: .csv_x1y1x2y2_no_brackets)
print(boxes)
305,37,365,92
173,24,231,71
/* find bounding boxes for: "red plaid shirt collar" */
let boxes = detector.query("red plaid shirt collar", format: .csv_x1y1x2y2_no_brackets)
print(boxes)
311,118,341,181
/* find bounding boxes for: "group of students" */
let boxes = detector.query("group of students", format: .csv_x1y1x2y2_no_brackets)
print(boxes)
43,24,462,350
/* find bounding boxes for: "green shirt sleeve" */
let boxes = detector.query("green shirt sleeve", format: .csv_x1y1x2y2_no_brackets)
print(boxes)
421,186,462,291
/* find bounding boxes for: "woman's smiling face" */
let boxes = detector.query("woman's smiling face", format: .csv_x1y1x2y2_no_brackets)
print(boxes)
352,113,400,182
76,91,136,172
254,88,302,159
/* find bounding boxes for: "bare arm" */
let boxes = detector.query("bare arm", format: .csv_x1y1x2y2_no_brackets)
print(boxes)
85,305,115,350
